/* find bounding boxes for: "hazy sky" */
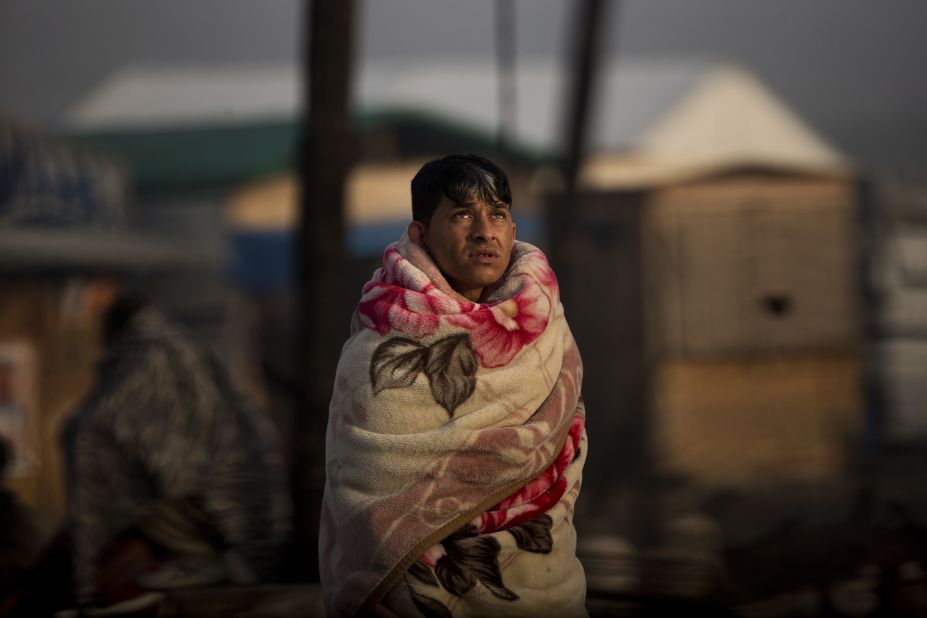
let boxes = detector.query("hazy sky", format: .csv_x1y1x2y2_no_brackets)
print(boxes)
2,0,925,168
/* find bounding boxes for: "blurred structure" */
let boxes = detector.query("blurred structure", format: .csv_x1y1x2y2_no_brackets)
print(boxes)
553,60,858,496
0,114,263,533
545,62,881,613
0,119,133,529
0,115,299,614
63,62,553,264
865,178,927,443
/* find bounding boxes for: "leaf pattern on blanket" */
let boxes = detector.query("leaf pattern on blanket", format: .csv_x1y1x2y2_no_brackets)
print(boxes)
370,338,428,395
370,334,478,417
424,333,478,417
508,514,554,554
436,535,519,601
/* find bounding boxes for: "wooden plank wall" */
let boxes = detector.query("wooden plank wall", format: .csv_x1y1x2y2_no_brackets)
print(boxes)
643,177,859,359
643,176,864,488
652,355,862,489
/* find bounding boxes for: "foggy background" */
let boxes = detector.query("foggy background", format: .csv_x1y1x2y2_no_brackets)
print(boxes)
3,0,927,169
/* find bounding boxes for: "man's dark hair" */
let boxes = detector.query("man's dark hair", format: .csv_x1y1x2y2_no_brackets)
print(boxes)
411,154,512,225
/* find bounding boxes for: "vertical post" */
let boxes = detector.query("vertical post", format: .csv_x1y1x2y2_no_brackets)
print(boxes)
562,0,611,195
552,0,662,551
495,0,517,158
295,0,356,581
550,0,612,272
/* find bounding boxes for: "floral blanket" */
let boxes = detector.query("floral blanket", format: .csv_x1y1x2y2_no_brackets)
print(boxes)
320,235,588,617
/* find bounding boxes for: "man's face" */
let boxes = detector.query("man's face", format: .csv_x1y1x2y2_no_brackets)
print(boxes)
417,195,516,302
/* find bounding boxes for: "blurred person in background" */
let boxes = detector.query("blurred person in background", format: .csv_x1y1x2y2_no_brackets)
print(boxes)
6,289,291,616
321,154,588,616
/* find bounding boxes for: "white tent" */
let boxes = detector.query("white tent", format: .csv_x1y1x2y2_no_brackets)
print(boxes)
583,64,851,188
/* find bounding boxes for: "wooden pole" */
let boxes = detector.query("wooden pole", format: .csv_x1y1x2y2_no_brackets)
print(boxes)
295,0,356,581
549,0,612,270
562,0,611,194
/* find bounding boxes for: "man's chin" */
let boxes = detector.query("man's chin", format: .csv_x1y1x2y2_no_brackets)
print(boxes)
444,264,508,296
466,267,505,285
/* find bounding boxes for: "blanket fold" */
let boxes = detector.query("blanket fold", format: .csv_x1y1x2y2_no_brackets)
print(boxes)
321,235,588,617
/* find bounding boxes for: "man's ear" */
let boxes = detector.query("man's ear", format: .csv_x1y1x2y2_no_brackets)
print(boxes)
407,221,427,249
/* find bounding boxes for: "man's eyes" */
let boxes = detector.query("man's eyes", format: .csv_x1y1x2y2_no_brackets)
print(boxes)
451,209,509,220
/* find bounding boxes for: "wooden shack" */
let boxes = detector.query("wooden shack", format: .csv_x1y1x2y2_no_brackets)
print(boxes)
558,65,863,496
643,174,861,488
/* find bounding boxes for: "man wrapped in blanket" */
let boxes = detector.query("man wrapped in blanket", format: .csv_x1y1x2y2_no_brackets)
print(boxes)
321,154,588,617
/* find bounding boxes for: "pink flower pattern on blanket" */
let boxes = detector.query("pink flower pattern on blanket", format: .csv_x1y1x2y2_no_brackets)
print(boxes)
474,413,585,534
358,247,470,339
357,245,558,368
447,275,551,368
357,283,442,339
416,413,583,569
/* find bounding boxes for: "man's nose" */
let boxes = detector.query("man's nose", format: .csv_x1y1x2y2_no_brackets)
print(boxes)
469,212,495,240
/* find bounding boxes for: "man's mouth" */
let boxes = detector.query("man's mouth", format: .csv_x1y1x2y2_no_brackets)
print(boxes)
469,248,500,263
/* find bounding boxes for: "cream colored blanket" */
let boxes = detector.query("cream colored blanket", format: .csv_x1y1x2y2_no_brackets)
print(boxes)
320,235,588,617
